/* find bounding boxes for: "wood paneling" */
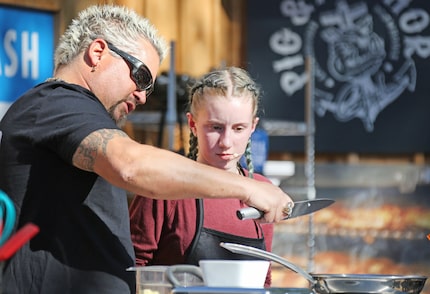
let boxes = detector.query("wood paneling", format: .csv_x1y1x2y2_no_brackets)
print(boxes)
141,0,179,73
178,0,215,75
128,0,246,76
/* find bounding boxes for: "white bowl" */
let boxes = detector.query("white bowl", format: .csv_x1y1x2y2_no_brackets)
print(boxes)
199,259,270,288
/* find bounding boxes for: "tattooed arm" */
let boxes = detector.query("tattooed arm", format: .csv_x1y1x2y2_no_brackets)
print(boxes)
72,128,292,223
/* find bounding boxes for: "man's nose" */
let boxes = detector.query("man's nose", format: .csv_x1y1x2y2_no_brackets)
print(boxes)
134,90,147,105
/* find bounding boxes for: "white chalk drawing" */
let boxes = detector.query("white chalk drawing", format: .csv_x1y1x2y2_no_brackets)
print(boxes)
272,0,429,132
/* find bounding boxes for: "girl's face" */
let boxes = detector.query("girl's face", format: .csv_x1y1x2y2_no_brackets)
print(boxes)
187,94,258,173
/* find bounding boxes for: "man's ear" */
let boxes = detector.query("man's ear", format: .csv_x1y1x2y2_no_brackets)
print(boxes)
86,39,108,67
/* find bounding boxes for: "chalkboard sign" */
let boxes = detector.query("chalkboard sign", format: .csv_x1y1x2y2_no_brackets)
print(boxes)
247,0,430,153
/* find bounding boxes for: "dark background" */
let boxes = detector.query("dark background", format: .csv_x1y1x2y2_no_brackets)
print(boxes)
247,0,430,154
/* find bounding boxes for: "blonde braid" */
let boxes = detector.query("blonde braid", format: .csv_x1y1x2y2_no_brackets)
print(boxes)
244,139,254,179
187,133,198,160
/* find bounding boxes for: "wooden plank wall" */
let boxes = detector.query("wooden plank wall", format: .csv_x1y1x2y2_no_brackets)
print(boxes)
142,0,247,76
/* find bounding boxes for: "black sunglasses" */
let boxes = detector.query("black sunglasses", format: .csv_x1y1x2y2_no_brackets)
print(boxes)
106,41,154,95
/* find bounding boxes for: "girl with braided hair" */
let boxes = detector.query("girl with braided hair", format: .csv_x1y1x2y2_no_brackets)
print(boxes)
129,67,275,287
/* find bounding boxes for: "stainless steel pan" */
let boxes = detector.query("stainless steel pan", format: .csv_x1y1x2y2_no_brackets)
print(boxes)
220,242,427,294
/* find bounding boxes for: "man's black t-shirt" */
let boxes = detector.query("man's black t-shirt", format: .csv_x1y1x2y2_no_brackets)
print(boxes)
0,81,136,293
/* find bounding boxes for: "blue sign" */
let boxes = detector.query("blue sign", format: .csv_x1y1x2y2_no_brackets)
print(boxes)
0,5,54,105
240,128,269,174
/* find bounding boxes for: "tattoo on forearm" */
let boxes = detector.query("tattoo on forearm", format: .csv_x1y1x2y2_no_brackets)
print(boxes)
73,129,127,171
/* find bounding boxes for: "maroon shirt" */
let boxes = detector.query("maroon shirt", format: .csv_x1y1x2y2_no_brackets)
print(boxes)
129,172,274,285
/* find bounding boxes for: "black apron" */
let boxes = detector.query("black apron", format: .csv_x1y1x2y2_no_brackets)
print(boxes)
186,198,267,265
